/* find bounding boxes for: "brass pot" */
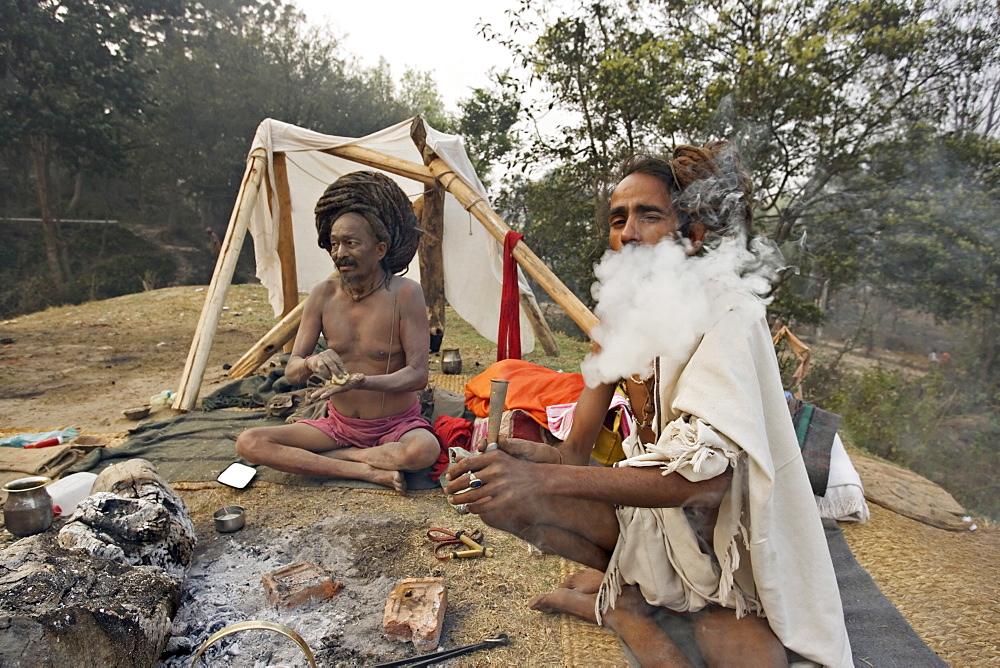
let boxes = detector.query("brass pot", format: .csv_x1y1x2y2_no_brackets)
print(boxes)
3,476,53,537
441,348,462,375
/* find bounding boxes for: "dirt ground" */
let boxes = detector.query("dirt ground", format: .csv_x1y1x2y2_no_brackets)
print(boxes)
0,285,577,665
2,285,999,665
0,284,278,434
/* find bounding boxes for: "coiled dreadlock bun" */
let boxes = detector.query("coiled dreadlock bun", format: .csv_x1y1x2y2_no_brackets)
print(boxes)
315,171,422,274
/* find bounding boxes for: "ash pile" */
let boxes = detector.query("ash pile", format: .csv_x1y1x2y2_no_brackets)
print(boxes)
163,513,415,666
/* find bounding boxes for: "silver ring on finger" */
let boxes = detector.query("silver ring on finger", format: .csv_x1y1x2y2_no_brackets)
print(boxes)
468,471,484,489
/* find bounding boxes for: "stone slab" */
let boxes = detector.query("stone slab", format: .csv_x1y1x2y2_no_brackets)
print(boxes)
851,455,970,531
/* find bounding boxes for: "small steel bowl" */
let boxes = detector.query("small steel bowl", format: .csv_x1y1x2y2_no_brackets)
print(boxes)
213,505,246,533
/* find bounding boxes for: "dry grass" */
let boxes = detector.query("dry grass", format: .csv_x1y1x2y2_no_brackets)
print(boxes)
842,504,1000,666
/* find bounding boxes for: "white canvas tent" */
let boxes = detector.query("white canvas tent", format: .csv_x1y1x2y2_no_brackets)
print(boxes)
173,117,597,411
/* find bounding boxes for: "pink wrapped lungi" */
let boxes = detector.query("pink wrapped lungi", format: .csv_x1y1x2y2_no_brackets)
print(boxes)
299,400,431,449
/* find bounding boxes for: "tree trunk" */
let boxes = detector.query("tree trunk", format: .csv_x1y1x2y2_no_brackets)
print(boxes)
29,136,64,283
0,459,193,667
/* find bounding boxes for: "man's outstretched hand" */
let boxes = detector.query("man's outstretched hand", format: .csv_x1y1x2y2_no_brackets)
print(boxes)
444,447,548,523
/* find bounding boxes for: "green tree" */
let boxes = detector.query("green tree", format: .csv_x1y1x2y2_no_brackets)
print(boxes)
809,128,1000,387
485,0,998,302
0,0,183,281
456,71,523,184
399,68,454,133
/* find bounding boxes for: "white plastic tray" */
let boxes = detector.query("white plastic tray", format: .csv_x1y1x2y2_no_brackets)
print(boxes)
217,462,258,489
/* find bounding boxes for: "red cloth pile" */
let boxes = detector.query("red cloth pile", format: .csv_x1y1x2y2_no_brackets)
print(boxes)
429,415,474,482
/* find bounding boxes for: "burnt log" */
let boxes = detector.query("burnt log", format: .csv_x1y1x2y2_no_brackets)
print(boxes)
0,459,194,666
0,532,179,667
58,458,196,580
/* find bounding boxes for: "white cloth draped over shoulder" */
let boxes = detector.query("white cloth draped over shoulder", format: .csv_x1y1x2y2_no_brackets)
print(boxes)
597,298,853,668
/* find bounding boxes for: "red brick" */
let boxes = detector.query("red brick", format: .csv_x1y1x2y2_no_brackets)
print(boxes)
382,577,447,652
261,562,342,609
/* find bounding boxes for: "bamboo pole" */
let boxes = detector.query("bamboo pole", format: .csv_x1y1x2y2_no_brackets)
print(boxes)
320,146,435,186
427,159,599,336
273,153,298,317
417,183,447,341
272,153,298,353
226,271,339,378
172,149,267,411
519,292,561,356
408,119,448,347
227,297,304,378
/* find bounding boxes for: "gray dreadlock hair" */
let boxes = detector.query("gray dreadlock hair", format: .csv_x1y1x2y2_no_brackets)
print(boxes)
314,171,422,274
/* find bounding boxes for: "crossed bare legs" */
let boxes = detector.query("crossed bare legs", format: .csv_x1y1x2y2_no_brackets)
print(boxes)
236,423,439,494
478,499,786,667
529,568,787,667
531,568,694,666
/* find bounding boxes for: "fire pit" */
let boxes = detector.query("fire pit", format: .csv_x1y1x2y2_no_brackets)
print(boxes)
161,511,419,666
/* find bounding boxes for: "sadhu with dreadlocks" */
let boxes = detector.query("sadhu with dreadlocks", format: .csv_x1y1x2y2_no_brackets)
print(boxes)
445,143,852,666
237,172,438,494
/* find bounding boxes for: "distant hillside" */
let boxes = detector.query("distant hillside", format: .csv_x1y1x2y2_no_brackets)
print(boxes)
0,221,255,319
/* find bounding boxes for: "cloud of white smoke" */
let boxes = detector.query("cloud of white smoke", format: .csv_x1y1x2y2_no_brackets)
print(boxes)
581,236,780,387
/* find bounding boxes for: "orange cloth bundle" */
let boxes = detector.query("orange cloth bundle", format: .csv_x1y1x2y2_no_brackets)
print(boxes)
464,359,586,426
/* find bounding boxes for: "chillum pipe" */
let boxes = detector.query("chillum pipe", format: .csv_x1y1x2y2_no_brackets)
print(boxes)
486,379,509,448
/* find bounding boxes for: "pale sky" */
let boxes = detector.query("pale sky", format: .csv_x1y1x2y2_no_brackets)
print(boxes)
293,1,517,111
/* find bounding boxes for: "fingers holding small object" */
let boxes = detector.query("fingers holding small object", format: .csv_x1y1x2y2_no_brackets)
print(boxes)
327,372,363,387
453,503,469,515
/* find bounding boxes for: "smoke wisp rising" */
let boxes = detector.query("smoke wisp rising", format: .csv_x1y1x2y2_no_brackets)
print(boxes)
581,236,780,388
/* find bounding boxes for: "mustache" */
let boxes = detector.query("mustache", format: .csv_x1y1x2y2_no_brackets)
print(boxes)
335,259,357,268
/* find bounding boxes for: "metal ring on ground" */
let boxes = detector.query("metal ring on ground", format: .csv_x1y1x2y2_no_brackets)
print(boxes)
191,620,317,667
468,472,484,489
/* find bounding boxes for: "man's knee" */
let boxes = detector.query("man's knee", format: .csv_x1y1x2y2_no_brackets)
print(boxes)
398,431,439,470
236,428,268,463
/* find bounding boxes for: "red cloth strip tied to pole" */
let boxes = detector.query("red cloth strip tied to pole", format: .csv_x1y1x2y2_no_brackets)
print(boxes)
497,230,524,361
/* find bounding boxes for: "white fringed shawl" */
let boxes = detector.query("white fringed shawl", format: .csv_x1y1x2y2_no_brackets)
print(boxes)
596,300,853,668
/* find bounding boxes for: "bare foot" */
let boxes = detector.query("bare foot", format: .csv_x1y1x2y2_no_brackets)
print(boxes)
529,587,598,621
601,583,657,631
531,581,692,666
367,468,407,495
559,567,604,593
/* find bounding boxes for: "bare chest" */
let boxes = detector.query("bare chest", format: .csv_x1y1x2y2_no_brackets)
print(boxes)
321,290,402,367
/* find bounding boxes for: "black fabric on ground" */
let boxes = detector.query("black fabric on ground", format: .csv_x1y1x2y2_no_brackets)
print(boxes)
630,519,943,667
201,369,306,410
67,410,437,490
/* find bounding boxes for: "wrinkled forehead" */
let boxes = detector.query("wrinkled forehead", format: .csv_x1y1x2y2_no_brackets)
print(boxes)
610,173,674,211
329,212,378,241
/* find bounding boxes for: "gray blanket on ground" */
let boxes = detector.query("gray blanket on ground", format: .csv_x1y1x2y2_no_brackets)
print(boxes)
66,410,437,490
638,519,945,667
